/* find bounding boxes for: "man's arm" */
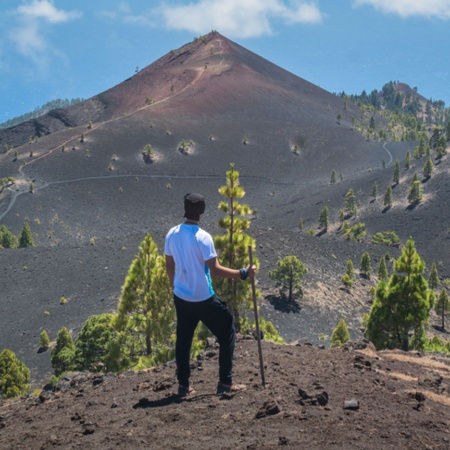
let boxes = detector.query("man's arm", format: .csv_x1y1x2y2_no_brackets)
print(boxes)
206,257,256,279
165,255,175,287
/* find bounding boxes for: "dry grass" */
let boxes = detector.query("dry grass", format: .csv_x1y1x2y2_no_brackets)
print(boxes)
380,351,450,375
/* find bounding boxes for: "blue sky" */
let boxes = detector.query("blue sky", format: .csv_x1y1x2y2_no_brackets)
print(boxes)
1,0,450,123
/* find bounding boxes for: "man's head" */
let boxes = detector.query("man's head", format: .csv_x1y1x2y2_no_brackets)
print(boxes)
184,193,206,221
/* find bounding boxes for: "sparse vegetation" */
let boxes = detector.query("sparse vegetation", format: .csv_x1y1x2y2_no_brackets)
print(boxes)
341,259,355,289
178,140,194,155
372,231,400,247
142,144,155,163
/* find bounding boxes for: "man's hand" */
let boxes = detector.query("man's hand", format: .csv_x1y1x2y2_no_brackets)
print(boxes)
246,264,257,278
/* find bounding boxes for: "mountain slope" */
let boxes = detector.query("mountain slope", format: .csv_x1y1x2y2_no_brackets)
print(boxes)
0,32,449,388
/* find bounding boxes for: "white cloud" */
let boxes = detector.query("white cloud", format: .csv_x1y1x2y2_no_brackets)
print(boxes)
155,0,323,38
9,0,82,66
17,0,81,23
353,0,450,19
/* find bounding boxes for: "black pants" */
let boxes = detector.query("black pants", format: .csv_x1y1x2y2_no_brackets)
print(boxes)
174,294,236,387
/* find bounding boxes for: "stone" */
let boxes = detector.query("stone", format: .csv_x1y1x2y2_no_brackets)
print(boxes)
343,399,359,410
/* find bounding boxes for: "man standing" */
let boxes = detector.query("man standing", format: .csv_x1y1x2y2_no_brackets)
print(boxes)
165,193,256,396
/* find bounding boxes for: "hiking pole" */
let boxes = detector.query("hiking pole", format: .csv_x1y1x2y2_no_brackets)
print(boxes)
248,244,266,388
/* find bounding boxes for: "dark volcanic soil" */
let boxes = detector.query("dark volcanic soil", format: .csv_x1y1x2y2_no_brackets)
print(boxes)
1,338,449,450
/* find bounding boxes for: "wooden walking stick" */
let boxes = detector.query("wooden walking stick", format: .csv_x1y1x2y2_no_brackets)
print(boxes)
248,244,266,387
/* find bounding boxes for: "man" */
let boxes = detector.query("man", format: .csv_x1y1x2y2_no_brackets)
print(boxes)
165,193,256,396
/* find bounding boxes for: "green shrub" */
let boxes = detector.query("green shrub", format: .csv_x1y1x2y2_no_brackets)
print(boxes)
372,231,400,247
330,319,350,347
0,349,30,398
343,222,366,242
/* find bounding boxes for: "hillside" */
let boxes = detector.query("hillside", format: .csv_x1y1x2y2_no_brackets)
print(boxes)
1,338,449,449
0,30,450,391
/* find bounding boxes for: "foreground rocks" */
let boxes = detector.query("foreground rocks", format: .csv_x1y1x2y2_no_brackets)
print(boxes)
1,338,449,449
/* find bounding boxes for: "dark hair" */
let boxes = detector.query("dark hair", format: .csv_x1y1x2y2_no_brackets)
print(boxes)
184,193,206,220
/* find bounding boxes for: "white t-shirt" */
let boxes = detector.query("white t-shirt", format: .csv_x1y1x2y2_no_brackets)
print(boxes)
164,224,217,302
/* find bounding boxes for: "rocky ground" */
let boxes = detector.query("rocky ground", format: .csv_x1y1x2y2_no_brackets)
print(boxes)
1,337,449,450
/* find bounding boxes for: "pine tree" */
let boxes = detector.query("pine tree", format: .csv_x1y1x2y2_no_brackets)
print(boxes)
269,256,308,302
365,238,434,350
341,259,355,289
393,160,400,185
330,319,350,347
360,252,372,278
371,181,378,200
298,217,304,231
318,206,330,230
113,234,174,364
74,314,116,372
435,289,450,329
407,180,422,204
18,222,34,248
405,151,411,169
422,156,433,179
377,257,389,281
39,330,50,350
344,188,357,216
330,169,337,185
384,186,393,207
0,349,30,399
428,262,440,291
0,225,19,248
214,163,259,327
51,327,75,375
338,209,345,224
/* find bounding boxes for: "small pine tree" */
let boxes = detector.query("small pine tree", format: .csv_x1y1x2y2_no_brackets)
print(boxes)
365,238,434,351
338,209,345,224
318,206,330,230
298,217,304,231
0,225,19,248
18,222,35,248
341,259,355,289
371,181,378,200
214,163,258,327
39,330,50,350
384,186,393,207
407,180,422,204
269,256,308,302
377,257,389,281
330,319,350,347
405,151,411,169
51,327,75,375
360,251,372,278
74,314,116,372
0,349,30,399
393,160,400,185
422,156,433,179
330,169,337,185
114,234,173,362
382,159,386,169
344,188,357,216
428,262,440,291
435,289,450,329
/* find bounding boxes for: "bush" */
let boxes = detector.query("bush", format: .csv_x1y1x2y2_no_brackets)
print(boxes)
39,330,50,350
0,349,30,398
372,231,400,247
343,222,366,242
330,319,350,347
